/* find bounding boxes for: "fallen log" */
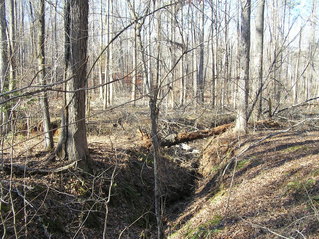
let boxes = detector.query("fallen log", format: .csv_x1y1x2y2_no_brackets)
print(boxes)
139,119,281,148
161,123,234,147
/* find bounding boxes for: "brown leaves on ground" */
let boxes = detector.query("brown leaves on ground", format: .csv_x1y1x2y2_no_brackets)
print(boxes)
167,125,319,239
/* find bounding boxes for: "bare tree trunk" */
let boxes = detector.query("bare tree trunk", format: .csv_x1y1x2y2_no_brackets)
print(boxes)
36,0,54,150
65,0,91,171
8,0,16,92
130,0,138,106
168,0,176,108
179,2,185,106
99,0,104,100
191,7,197,104
235,0,251,133
197,0,205,104
307,0,317,99
0,0,8,135
54,0,58,84
223,0,230,107
0,0,7,92
293,29,302,104
151,3,163,238
210,0,216,107
255,0,265,119
103,0,112,109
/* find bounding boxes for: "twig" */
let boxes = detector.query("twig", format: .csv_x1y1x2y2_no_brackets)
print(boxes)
240,216,292,239
15,188,33,209
72,201,99,239
224,156,238,215
303,184,319,223
295,230,306,239
275,96,319,115
118,211,150,239
103,164,117,239
2,160,80,176
0,181,7,239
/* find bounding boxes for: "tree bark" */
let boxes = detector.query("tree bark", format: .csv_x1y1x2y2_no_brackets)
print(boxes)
65,0,91,171
8,0,16,92
197,0,205,104
0,0,8,93
151,2,163,238
210,0,216,107
0,0,8,135
131,0,138,106
235,0,251,133
255,0,265,119
103,0,113,109
36,0,54,150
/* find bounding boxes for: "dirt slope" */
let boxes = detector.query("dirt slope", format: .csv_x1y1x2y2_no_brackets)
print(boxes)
167,128,319,239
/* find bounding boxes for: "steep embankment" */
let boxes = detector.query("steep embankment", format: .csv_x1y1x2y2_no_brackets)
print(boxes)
167,125,319,239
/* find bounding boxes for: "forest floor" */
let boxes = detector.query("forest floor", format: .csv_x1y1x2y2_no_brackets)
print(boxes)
1,103,319,238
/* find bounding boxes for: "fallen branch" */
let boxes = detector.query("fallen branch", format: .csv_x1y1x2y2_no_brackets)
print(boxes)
275,96,319,115
2,160,80,176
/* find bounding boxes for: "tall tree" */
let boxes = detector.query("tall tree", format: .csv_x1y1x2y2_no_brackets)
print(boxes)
8,0,16,92
0,0,7,93
150,2,163,238
210,0,216,107
99,0,104,100
126,0,150,99
36,0,54,150
254,0,265,119
197,0,205,103
235,0,251,133
307,0,317,99
103,0,113,109
0,0,8,134
130,0,138,106
65,0,91,170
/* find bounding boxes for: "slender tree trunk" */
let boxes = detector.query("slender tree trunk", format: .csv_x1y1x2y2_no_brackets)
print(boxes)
169,0,176,108
235,0,251,133
99,0,104,100
0,0,7,93
0,0,8,135
54,0,58,84
293,29,302,104
255,0,265,119
151,3,163,238
224,0,230,106
103,0,110,109
130,0,138,106
211,0,216,107
36,0,54,150
8,0,16,92
197,0,205,104
308,0,317,98
107,0,113,107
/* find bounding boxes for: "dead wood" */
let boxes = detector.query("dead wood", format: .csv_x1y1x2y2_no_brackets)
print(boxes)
138,119,282,148
2,160,79,176
161,123,234,147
